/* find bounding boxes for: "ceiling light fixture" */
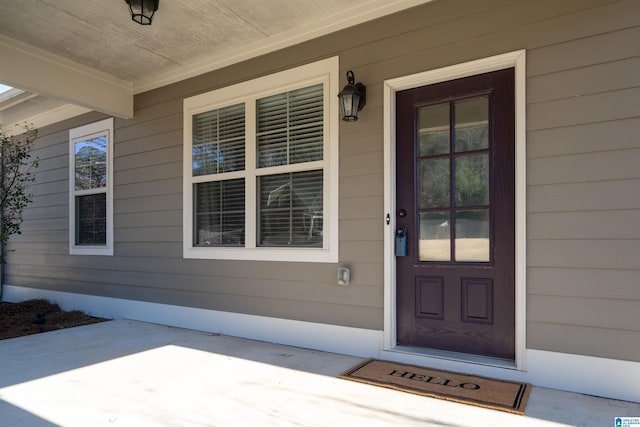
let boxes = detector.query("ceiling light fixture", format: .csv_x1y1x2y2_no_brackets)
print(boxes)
125,0,159,25
337,71,366,122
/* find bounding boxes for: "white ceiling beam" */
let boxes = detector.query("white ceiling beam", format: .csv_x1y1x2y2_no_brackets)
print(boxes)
0,35,133,119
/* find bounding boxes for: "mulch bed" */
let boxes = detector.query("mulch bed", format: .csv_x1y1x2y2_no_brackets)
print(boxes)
0,299,107,340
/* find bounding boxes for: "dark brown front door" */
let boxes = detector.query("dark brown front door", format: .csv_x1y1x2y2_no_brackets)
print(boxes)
395,69,515,360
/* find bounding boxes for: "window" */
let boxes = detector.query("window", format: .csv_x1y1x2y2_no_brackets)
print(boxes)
69,118,114,255
183,57,339,262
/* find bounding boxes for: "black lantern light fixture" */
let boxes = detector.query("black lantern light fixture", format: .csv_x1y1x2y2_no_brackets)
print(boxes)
125,0,159,25
337,70,366,122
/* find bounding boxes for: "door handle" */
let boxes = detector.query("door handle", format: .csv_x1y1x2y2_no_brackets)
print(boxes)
395,227,407,256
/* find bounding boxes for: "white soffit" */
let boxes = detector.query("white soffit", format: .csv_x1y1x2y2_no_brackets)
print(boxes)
132,0,436,94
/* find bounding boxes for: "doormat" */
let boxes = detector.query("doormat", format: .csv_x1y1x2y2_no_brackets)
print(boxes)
339,359,531,415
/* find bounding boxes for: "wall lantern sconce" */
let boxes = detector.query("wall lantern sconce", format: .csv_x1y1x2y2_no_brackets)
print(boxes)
338,71,366,122
125,0,159,25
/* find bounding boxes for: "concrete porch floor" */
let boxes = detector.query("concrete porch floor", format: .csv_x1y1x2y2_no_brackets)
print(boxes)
0,319,637,426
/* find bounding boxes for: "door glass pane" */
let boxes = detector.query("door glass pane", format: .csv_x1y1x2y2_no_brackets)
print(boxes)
419,212,450,261
455,209,490,262
418,103,450,157
455,96,488,152
418,158,450,209
455,154,489,207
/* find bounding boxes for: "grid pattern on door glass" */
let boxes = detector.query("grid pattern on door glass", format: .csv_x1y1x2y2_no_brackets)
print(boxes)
417,95,490,262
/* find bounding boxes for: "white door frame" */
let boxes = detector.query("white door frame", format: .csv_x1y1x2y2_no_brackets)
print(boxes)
382,50,527,370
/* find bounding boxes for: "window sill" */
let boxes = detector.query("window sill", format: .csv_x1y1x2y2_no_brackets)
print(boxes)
183,246,338,263
70,245,113,256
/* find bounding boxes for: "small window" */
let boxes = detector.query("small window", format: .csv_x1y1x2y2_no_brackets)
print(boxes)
183,57,339,262
69,118,113,255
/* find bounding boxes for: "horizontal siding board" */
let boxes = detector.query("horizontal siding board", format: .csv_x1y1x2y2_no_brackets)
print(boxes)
527,148,640,185
528,294,640,330
32,142,66,161
36,155,67,172
116,178,182,200
528,239,640,270
527,56,640,104
347,0,630,88
115,130,181,157
9,264,382,309
114,113,182,143
115,98,182,130
115,210,182,228
339,150,383,178
527,86,640,131
342,0,613,79
114,161,182,184
341,219,383,241
35,112,107,139
339,129,384,157
114,194,181,214
528,322,640,362
33,167,68,184
114,226,182,243
528,117,640,158
117,146,182,171
29,181,67,198
4,274,382,329
340,174,383,198
528,179,640,212
528,210,640,240
339,241,384,263
30,192,67,209
528,267,640,301
21,204,67,220
8,251,384,287
115,242,182,258
340,196,383,220
6,241,68,255
527,25,640,77
20,217,68,232
10,229,67,243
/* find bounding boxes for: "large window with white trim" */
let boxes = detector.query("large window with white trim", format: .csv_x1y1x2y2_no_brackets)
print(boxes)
69,118,114,255
183,57,339,262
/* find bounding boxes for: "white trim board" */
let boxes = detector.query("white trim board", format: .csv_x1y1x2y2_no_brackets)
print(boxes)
0,285,380,359
382,50,527,369
0,34,132,119
2,285,638,403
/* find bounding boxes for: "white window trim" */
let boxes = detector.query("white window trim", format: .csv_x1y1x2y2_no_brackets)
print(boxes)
69,117,114,256
382,50,527,370
183,56,339,263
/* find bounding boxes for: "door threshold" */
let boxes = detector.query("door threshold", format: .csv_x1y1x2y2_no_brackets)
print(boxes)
387,345,517,370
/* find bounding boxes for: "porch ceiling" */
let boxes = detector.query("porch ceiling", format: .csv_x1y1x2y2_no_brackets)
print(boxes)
0,0,431,133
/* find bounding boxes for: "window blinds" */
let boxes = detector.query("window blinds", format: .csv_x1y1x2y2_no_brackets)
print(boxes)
192,103,245,176
256,84,323,168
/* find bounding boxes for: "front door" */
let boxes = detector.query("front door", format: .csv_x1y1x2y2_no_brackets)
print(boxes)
395,68,515,360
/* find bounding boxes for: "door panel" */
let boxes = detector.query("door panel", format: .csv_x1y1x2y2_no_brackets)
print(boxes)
396,68,515,360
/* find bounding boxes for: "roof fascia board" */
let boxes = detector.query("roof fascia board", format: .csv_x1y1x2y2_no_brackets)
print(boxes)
0,34,133,119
